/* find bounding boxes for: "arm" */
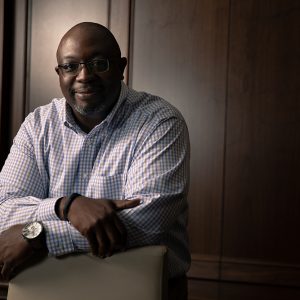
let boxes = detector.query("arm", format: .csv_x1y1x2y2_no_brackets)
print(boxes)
0,224,47,281
0,121,76,256
0,122,76,279
119,116,190,274
0,119,140,277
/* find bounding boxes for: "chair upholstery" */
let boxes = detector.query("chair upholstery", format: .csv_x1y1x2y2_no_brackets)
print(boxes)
7,246,167,300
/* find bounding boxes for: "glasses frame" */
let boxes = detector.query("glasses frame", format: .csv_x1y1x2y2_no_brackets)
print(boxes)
56,58,110,77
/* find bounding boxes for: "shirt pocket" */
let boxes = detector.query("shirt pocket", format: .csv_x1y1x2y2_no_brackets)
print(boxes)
89,174,124,200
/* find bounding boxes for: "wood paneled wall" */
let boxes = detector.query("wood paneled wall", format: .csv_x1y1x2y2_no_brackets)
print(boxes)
222,0,300,286
130,0,229,280
0,1,299,298
130,0,300,287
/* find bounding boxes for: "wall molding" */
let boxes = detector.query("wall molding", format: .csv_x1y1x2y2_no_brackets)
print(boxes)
188,254,300,287
221,257,300,287
188,254,220,280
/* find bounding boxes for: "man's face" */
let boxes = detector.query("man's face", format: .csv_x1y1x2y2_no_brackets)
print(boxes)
56,30,126,117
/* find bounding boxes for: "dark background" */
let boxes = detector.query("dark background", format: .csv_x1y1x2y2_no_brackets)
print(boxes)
1,0,299,299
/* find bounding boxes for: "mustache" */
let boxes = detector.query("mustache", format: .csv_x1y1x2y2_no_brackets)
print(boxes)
70,85,105,95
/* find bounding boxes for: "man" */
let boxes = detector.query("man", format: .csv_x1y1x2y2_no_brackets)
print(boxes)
0,22,190,298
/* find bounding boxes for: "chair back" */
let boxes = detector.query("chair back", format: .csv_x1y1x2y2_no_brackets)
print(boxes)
8,246,167,300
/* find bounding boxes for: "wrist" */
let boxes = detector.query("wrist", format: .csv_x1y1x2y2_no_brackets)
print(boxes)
55,197,66,220
31,230,48,254
63,193,81,221
22,221,48,254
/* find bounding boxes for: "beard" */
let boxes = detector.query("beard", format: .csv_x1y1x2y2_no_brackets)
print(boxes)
72,101,108,116
65,82,121,118
69,88,110,117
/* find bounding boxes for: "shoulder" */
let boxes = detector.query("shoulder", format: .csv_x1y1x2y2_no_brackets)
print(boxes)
114,87,189,149
123,87,186,127
23,98,65,129
18,98,65,139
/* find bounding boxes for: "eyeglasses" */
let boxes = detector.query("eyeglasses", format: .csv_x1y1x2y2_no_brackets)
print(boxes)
56,59,109,76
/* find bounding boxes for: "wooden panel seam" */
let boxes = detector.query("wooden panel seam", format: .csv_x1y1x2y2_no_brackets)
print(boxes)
189,256,300,287
221,257,300,287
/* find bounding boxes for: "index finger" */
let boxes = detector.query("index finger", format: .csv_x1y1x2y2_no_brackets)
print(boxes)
113,199,141,211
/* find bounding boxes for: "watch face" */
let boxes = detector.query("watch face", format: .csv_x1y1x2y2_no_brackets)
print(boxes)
22,222,43,239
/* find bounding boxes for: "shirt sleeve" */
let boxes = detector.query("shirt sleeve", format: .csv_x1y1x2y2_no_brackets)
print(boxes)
0,121,80,256
118,116,190,275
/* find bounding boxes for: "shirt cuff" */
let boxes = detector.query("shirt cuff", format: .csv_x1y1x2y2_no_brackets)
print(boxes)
43,220,75,256
36,197,61,221
69,225,90,252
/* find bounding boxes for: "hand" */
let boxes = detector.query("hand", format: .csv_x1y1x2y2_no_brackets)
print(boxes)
0,224,47,281
60,196,140,257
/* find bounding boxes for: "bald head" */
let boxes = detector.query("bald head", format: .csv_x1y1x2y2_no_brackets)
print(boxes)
56,22,121,62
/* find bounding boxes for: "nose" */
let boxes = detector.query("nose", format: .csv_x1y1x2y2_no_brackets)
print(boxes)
76,64,94,82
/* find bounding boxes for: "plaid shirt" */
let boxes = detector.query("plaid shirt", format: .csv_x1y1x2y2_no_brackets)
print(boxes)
0,82,190,278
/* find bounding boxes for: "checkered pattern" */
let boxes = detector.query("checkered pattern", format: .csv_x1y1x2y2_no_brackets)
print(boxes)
0,82,190,278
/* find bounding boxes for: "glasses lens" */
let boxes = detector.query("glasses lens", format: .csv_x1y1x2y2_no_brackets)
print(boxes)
59,63,79,75
89,60,109,73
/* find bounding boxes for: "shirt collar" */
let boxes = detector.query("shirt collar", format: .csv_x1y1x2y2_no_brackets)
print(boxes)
62,81,129,131
103,81,128,126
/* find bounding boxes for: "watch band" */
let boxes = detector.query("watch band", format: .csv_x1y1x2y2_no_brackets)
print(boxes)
63,193,81,221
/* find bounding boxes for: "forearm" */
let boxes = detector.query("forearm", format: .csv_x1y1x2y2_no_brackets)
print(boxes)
119,192,187,245
0,195,59,232
0,119,91,257
0,195,91,256
54,192,180,254
118,194,190,278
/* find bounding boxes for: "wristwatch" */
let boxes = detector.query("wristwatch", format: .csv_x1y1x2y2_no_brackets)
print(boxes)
22,221,46,251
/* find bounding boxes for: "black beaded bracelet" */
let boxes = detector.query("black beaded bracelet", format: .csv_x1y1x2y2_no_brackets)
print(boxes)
63,193,81,221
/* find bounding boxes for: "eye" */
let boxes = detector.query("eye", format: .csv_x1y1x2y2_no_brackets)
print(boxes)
91,60,109,72
60,63,78,73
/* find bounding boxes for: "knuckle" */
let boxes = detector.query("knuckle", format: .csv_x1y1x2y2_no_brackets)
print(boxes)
83,226,94,237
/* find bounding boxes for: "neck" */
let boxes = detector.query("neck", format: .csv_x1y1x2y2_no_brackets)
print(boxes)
72,112,105,133
71,96,119,132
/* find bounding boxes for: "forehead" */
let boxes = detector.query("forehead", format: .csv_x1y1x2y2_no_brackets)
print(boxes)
57,31,111,61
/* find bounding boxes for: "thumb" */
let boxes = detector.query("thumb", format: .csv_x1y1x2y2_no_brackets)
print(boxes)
113,199,141,211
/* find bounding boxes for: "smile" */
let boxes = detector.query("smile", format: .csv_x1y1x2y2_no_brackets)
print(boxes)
74,89,99,100
75,89,96,94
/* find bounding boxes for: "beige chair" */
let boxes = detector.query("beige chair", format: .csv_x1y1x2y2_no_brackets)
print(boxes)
8,246,167,300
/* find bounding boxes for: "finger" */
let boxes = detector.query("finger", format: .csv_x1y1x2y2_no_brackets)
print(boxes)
1,262,14,281
113,199,141,211
113,217,127,248
102,216,125,255
94,225,109,258
85,230,98,256
103,225,118,256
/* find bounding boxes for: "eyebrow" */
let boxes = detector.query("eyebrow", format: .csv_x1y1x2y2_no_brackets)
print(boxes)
61,53,106,60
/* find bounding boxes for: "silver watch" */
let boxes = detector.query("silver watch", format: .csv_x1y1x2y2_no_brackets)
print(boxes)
22,221,44,240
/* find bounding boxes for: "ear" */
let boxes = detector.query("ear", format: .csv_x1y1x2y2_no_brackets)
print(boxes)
119,57,127,80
